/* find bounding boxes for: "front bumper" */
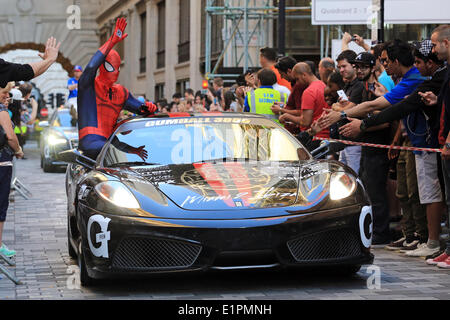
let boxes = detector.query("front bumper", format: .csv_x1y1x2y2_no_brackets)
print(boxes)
77,204,374,279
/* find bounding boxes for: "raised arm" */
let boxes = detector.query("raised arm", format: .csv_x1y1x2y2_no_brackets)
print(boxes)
29,37,61,78
79,18,128,88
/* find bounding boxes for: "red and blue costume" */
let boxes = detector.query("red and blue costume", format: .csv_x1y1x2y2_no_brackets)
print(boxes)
77,18,156,159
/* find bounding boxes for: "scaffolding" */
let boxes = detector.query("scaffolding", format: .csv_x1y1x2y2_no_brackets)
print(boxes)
204,0,311,81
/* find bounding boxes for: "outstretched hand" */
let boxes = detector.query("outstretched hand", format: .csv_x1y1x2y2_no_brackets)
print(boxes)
339,118,362,139
111,17,128,45
131,145,148,161
38,37,61,62
318,108,340,129
419,91,438,106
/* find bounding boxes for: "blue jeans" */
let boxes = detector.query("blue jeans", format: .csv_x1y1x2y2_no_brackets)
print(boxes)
441,158,450,254
339,146,362,175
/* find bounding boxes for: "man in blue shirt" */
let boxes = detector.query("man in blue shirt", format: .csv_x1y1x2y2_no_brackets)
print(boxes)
68,65,82,99
320,40,425,127
67,65,82,121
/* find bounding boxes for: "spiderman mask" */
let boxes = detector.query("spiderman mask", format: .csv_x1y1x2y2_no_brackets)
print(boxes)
98,49,121,87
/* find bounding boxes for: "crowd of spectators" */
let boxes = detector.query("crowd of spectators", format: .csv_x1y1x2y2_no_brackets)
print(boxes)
2,25,450,271
150,27,450,269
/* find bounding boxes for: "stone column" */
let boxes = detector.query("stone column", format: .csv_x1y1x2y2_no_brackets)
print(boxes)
146,0,159,101
189,0,203,91
164,0,178,100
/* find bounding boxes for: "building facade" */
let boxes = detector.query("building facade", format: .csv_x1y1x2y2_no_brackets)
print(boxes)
0,0,100,102
96,0,444,101
96,0,204,102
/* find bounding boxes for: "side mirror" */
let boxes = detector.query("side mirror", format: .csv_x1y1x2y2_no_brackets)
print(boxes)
39,121,49,128
57,149,96,170
311,141,346,159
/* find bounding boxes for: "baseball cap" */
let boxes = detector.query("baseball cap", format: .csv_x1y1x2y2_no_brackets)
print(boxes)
10,88,24,101
73,65,83,72
352,52,376,67
412,39,441,62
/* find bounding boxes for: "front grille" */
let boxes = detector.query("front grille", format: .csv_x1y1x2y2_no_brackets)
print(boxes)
287,228,362,262
112,237,202,270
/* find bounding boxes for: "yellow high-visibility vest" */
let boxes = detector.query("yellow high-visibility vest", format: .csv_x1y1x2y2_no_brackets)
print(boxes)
14,125,27,135
247,87,287,123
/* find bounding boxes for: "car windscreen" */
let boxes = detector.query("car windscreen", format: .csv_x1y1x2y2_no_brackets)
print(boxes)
52,111,76,128
102,117,310,167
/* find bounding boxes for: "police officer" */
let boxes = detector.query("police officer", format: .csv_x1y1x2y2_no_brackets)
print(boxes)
244,68,288,123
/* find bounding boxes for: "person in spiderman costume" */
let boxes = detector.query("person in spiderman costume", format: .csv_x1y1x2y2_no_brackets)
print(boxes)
77,18,156,160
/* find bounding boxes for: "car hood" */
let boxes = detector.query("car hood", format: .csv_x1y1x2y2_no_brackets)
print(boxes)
117,161,333,211
52,127,78,140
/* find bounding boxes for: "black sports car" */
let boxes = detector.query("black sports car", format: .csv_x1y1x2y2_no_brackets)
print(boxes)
40,108,78,172
60,113,374,286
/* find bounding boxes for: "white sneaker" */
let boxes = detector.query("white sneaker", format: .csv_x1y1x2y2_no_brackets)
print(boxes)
405,244,440,257
399,240,420,253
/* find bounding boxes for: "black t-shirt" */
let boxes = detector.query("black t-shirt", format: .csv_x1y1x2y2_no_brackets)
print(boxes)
344,78,364,104
359,80,391,156
0,59,34,88
331,78,364,140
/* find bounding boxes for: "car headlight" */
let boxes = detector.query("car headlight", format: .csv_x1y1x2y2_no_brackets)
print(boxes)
48,134,67,145
94,181,140,209
329,172,357,200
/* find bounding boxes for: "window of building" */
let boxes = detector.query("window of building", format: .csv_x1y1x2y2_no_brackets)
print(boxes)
274,0,319,54
140,12,147,73
157,1,166,69
201,0,224,57
155,83,165,101
178,0,190,63
176,79,190,95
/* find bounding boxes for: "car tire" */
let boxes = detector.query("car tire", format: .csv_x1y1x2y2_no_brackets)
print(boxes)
40,155,43,169
67,221,77,259
78,243,95,287
43,157,55,173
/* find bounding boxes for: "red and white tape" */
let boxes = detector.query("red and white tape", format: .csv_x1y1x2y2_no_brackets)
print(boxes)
312,137,442,153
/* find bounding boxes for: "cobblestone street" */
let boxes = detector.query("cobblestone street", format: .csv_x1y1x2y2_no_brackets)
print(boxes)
0,142,449,300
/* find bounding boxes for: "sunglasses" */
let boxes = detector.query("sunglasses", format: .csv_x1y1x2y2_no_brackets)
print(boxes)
354,64,371,70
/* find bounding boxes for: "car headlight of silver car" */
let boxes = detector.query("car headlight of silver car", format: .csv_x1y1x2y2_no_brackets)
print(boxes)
48,133,67,145
329,172,357,200
94,181,140,209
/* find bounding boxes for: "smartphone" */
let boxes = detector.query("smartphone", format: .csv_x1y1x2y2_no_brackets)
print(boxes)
337,90,349,101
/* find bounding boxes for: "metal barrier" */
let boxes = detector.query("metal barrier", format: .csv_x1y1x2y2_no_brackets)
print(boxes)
0,252,21,285
10,157,32,200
